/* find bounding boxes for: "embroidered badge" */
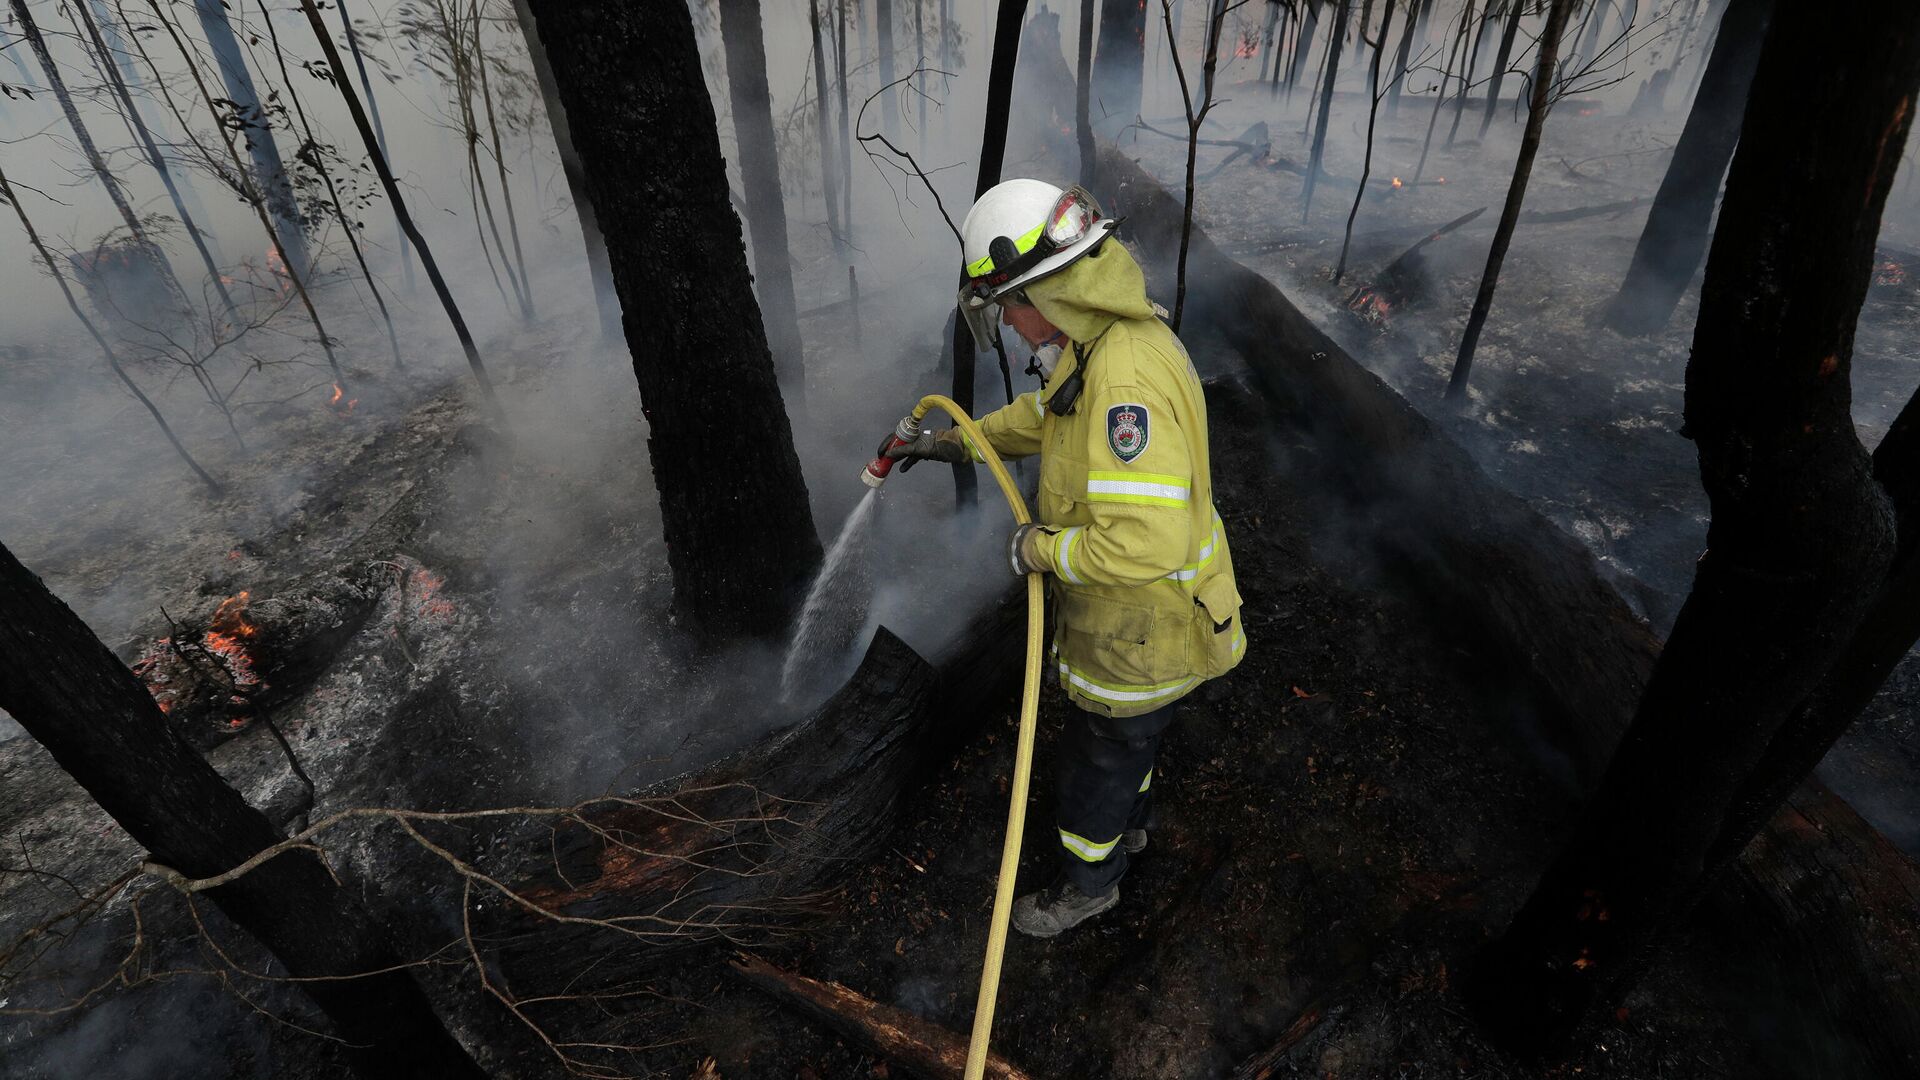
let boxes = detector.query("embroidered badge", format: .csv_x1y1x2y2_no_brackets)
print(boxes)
1107,403,1149,463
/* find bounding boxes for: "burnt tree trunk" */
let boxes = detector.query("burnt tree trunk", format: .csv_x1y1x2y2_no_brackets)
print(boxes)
1286,0,1323,90
719,0,807,401
1077,0,1097,187
1468,0,1919,1051
1384,0,1426,116
1599,0,1771,337
1301,0,1351,220
1476,0,1524,138
0,543,483,1080
510,0,621,340
877,0,898,136
519,0,822,638
191,0,308,274
809,0,847,257
1444,0,1574,400
336,0,414,292
1335,0,1395,282
947,0,1030,509
1093,0,1146,127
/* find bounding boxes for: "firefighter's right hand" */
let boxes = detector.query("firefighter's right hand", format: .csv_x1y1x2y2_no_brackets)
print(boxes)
884,427,971,472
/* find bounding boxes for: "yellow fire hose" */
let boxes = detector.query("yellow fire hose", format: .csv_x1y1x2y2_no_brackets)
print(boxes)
907,394,1043,1080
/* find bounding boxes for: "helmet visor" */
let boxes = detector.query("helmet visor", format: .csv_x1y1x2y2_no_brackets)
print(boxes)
960,293,1001,352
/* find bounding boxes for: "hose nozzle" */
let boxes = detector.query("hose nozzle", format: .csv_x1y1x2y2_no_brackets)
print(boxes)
861,413,922,488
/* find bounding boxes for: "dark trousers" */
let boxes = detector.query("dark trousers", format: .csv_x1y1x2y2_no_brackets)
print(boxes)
1054,700,1180,895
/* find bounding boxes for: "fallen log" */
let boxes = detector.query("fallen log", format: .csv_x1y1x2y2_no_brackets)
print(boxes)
1230,1001,1342,1080
492,587,1028,991
730,952,1039,1080
1100,144,1920,1068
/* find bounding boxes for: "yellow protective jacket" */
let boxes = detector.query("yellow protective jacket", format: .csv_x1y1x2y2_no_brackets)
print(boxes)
966,239,1246,717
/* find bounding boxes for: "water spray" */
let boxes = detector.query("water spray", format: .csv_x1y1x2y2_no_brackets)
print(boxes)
860,413,921,488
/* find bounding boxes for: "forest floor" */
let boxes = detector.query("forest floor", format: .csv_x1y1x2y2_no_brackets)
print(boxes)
3,73,1916,1080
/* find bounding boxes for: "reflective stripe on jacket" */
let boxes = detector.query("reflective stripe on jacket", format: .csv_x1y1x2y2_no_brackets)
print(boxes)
971,309,1246,717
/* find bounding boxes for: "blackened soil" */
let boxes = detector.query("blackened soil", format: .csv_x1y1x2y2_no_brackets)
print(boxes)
604,380,1824,1080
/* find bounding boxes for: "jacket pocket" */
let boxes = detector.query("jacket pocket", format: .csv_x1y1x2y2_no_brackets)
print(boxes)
1057,589,1161,689
1189,574,1246,679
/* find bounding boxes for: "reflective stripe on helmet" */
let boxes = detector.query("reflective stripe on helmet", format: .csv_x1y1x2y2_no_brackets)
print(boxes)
964,220,1046,279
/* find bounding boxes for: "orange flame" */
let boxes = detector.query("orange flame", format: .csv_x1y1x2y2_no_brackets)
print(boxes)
1391,176,1404,189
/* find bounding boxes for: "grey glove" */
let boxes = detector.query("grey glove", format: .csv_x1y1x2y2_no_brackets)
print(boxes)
1009,522,1056,576
883,427,971,472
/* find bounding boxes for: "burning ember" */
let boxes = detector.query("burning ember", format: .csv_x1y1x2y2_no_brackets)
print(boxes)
1344,284,1395,332
1875,259,1907,287
408,566,456,622
1391,177,1404,189
134,590,267,727
327,382,360,416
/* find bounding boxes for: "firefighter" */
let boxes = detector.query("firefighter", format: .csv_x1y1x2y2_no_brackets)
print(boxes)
888,178,1246,936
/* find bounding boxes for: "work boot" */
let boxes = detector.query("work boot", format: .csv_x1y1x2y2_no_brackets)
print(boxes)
1011,879,1119,938
1121,828,1149,854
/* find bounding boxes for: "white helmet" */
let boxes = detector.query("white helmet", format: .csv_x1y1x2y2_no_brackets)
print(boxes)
957,178,1116,349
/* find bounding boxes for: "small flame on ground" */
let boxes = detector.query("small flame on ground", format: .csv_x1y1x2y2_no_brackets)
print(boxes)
1876,259,1907,287
134,591,266,722
1391,177,1404,189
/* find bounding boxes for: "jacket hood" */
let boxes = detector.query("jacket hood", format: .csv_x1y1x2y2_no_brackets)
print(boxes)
1023,236,1156,344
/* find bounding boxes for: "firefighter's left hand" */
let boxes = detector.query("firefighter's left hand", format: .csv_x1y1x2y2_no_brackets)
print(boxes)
1009,522,1055,576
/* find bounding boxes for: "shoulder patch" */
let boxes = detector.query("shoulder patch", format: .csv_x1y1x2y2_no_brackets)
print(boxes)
1107,403,1150,463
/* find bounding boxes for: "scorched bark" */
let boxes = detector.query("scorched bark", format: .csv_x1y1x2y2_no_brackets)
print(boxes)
519,0,822,639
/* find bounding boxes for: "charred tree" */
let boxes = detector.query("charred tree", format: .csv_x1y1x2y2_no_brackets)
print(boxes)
838,0,855,244
1384,0,1426,116
190,0,308,274
719,0,806,401
253,0,402,370
1414,0,1472,181
1477,0,1524,138
946,0,1030,509
1599,0,1770,336
1446,0,1495,146
1335,0,1395,282
1093,0,1146,127
0,542,483,1079
293,0,499,413
1444,0,1574,400
518,0,822,637
1468,0,1920,1050
1077,0,1097,187
509,0,620,339
1301,0,1352,220
876,0,898,136
335,0,413,292
809,0,847,256
1286,0,1323,90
